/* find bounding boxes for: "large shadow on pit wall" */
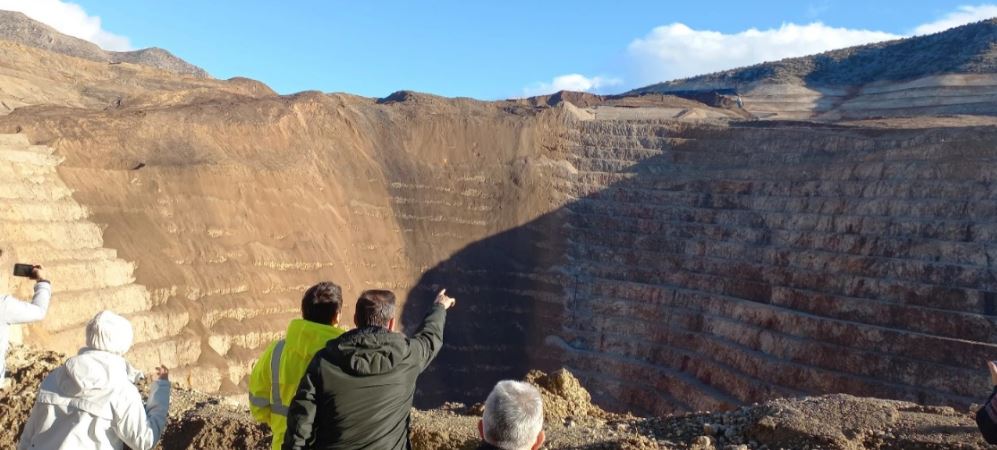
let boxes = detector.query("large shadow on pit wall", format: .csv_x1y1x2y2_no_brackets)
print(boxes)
401,120,997,411
399,119,736,409
401,206,570,408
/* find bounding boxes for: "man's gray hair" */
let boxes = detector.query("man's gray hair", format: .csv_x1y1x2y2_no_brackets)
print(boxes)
482,380,544,450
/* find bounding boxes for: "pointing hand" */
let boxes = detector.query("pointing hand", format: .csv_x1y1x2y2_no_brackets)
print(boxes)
434,288,456,310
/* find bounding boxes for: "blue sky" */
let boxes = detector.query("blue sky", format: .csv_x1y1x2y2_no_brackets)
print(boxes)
6,1,997,99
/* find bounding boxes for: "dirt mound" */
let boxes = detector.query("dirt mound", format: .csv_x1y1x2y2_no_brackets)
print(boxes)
629,394,989,450
743,395,979,450
0,346,990,449
366,371,997,449
159,409,269,450
0,346,62,449
526,368,600,421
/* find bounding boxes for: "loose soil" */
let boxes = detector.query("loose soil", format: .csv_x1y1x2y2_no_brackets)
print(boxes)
0,346,989,449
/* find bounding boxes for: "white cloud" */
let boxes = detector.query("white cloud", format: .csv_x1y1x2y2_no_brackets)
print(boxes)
623,4,997,87
0,0,131,50
521,3,996,96
626,22,900,86
913,4,997,35
521,73,622,97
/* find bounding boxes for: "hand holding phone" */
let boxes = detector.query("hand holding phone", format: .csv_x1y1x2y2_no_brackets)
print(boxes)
13,263,42,280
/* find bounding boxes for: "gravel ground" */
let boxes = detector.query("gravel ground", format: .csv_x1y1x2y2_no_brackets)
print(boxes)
0,346,990,449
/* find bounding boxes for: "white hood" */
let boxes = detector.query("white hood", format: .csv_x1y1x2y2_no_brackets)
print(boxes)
86,311,134,355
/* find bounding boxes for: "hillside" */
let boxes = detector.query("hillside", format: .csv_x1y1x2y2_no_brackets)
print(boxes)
628,19,997,119
0,4,995,438
0,38,270,113
0,10,209,78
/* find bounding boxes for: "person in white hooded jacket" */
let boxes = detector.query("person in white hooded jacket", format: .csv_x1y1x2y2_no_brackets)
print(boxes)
17,310,171,450
0,251,51,389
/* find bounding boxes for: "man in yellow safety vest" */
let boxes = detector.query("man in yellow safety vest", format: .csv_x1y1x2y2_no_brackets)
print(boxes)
248,281,346,450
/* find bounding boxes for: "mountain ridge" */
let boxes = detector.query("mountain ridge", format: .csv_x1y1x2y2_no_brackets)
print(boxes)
629,18,997,94
0,10,209,79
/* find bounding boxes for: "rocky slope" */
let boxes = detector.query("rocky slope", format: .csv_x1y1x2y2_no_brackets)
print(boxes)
0,133,165,368
630,19,997,120
0,346,989,450
413,114,997,413
0,38,269,114
0,10,209,78
0,92,575,395
0,10,996,421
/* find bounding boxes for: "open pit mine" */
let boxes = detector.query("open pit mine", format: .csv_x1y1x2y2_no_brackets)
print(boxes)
1,10,997,447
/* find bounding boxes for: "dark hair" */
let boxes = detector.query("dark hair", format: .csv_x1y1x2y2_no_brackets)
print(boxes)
301,282,343,324
354,290,396,328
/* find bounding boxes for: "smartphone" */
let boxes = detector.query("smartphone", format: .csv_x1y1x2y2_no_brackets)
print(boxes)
13,263,36,278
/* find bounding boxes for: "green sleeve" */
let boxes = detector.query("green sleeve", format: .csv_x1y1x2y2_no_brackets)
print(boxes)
282,354,322,450
411,304,447,371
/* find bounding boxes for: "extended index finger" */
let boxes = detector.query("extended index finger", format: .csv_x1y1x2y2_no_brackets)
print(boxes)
438,288,447,297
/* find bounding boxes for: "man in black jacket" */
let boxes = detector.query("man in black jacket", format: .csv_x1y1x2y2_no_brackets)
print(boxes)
283,288,455,450
977,360,997,444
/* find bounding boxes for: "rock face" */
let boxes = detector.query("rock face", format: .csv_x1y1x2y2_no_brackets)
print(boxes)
0,92,569,394
414,115,997,414
551,119,997,414
4,86,997,414
0,133,171,370
0,13,995,418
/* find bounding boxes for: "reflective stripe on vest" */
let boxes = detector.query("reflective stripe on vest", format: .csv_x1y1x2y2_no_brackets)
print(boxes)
248,394,270,408
270,339,289,415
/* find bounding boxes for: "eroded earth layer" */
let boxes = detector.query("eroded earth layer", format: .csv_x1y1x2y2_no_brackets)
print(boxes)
0,13,996,414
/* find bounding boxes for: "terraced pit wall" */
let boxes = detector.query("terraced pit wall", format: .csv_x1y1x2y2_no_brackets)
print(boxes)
415,114,997,414
4,97,996,415
0,94,569,397
0,133,167,368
